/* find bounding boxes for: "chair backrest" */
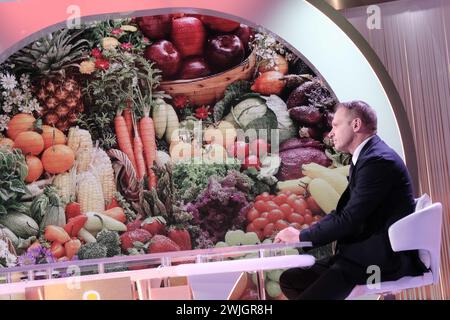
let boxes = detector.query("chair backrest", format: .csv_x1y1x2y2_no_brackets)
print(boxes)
388,202,443,284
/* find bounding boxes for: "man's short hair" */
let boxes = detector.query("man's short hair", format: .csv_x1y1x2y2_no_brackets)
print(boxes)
336,100,377,133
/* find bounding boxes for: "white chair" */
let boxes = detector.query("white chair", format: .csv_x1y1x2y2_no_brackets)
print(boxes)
346,198,443,300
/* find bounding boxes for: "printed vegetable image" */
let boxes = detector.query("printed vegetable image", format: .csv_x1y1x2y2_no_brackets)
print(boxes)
0,13,348,275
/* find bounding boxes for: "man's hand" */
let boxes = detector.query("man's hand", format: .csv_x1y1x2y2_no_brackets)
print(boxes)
274,227,300,244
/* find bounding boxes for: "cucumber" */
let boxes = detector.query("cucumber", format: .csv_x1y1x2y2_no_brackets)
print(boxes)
0,212,39,238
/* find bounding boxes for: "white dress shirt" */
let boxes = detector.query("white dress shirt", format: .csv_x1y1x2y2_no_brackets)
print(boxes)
352,135,375,165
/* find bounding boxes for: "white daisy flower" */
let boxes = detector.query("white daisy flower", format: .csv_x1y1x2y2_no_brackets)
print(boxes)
0,73,18,91
29,99,41,112
19,104,33,113
0,114,10,131
2,103,13,113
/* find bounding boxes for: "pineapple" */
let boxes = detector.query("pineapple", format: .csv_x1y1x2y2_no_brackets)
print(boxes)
11,29,89,132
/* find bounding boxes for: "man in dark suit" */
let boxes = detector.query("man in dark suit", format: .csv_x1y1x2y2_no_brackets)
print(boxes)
274,100,427,300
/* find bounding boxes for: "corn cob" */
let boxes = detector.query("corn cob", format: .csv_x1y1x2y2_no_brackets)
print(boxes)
76,146,92,173
53,168,76,204
77,171,105,214
91,147,117,205
67,127,93,152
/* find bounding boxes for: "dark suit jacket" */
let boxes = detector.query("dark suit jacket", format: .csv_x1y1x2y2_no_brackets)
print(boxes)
300,135,427,283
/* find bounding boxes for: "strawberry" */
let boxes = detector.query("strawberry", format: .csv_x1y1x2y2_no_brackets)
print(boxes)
120,229,152,252
147,235,180,254
65,202,81,220
64,215,88,237
141,216,167,235
106,197,120,210
168,227,192,251
126,219,142,231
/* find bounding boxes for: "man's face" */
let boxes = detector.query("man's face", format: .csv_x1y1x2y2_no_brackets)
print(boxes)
329,107,356,153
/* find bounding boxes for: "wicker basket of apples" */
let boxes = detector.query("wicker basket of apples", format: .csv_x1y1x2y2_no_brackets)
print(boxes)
138,14,256,106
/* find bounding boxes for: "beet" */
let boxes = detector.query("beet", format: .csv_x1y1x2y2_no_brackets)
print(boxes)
280,137,323,152
289,105,322,125
286,80,322,109
276,147,331,181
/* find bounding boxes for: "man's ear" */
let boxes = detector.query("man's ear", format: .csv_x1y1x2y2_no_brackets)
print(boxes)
353,118,362,132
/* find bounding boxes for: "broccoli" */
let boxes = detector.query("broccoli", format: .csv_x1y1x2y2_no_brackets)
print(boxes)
96,230,121,257
77,242,108,260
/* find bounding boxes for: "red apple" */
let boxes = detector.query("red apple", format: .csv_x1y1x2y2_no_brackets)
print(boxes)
234,24,255,51
206,35,245,72
249,139,270,157
171,16,206,57
178,57,212,79
200,15,240,32
137,15,172,40
226,141,249,160
144,40,181,78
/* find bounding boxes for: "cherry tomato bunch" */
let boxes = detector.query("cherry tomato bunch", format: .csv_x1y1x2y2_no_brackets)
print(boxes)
246,191,324,240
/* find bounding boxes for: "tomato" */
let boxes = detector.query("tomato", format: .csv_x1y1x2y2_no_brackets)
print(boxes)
279,190,293,197
306,196,323,215
255,230,264,241
247,208,260,222
263,223,276,238
246,222,258,233
249,139,270,157
253,217,270,230
265,201,278,212
304,209,312,217
255,192,271,202
260,211,270,219
273,194,288,206
290,222,302,230
274,219,290,231
242,155,261,170
267,209,284,223
227,141,249,160
304,213,313,225
313,215,322,222
287,213,305,224
286,194,299,208
254,200,266,213
292,199,307,215
279,204,293,218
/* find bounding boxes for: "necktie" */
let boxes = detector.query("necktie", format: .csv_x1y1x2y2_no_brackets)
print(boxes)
348,161,355,183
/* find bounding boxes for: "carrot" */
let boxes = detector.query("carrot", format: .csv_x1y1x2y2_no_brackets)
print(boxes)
123,104,133,140
133,115,146,181
139,115,157,174
115,110,137,171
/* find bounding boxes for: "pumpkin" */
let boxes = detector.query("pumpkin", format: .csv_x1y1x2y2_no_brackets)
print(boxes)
14,131,45,155
41,125,66,149
41,144,75,174
0,138,14,148
6,113,36,140
25,155,43,183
